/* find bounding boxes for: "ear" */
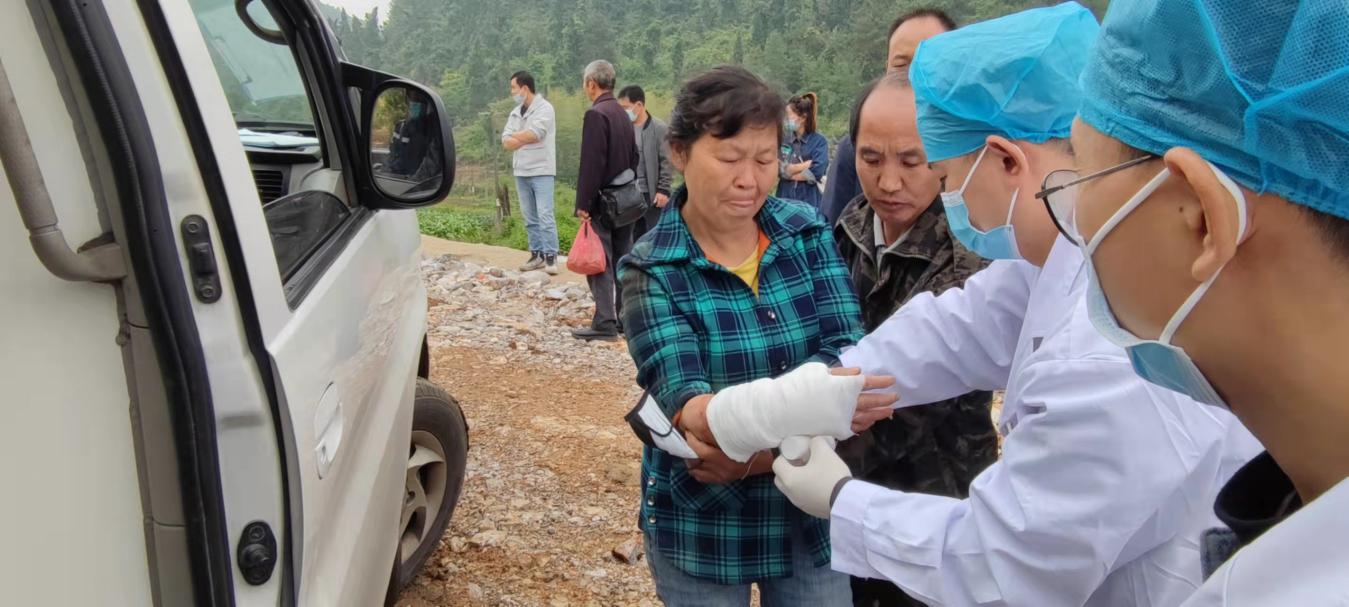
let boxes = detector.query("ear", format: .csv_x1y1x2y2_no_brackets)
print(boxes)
669,143,689,173
1164,148,1242,283
985,135,1029,184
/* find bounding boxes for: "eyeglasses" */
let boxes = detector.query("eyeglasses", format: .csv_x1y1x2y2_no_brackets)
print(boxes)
1036,154,1159,246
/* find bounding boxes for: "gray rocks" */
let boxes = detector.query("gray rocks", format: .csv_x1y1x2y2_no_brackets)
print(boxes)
520,270,552,286
611,538,644,564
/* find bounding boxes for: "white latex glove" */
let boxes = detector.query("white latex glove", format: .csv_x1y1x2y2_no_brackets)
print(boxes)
772,436,852,519
779,436,836,464
705,362,865,462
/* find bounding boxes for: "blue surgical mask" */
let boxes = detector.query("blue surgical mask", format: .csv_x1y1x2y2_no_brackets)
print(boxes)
941,146,1022,260
785,119,799,133
512,94,525,105
626,108,637,122
1081,163,1247,408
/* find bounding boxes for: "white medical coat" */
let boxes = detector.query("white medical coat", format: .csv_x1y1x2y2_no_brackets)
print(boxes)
1182,476,1349,606
832,238,1262,607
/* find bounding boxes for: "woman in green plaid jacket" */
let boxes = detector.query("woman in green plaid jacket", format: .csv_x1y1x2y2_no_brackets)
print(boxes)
619,67,865,606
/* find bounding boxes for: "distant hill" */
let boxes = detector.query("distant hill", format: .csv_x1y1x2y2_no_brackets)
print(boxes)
320,0,1108,187
323,0,1105,128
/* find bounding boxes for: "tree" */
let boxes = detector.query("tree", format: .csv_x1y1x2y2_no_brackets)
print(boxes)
321,0,1113,189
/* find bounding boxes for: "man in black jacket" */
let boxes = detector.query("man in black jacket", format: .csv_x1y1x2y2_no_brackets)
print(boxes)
573,60,639,342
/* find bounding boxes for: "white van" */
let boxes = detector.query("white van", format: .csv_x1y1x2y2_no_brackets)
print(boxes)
1,0,467,605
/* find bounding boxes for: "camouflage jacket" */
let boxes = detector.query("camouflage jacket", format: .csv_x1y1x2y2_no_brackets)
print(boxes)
833,195,999,497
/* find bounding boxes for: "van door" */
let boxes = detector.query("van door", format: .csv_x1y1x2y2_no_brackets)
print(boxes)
138,1,451,604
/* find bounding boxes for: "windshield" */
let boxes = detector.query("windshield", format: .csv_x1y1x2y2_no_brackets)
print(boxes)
191,0,315,131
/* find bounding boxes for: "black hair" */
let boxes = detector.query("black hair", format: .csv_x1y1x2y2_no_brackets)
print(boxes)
510,70,535,94
888,8,958,38
787,92,819,135
667,66,785,155
617,85,646,105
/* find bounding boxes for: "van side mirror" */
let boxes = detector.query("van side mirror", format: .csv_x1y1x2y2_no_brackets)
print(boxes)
345,62,456,209
367,83,454,204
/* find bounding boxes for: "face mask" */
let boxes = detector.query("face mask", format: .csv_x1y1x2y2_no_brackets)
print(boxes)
512,94,525,105
785,120,799,133
941,146,1021,260
409,104,424,119
1081,163,1247,408
625,108,637,122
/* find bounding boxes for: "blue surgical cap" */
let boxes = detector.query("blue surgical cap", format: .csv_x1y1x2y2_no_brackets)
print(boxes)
1081,1,1349,220
911,2,1100,163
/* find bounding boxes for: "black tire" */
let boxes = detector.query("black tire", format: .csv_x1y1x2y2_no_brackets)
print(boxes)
388,378,468,601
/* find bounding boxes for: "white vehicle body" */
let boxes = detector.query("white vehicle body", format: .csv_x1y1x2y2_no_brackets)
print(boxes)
1,0,463,605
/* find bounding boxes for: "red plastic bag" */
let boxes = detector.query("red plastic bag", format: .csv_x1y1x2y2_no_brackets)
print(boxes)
566,219,607,275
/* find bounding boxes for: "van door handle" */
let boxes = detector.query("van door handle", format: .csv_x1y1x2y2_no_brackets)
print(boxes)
314,384,344,479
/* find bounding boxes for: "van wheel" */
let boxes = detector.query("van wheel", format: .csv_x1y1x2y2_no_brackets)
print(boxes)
390,379,468,598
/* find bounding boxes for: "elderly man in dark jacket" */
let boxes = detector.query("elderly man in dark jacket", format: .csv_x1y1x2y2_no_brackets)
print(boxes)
833,74,998,607
573,60,639,342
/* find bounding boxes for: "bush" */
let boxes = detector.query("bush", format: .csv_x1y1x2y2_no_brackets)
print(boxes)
418,180,584,253
417,207,495,242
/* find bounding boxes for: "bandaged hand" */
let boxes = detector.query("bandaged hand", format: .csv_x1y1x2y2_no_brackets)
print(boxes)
704,362,896,463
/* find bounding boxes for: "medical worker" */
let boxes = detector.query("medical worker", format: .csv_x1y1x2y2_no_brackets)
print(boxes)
1059,1,1349,604
768,4,1262,606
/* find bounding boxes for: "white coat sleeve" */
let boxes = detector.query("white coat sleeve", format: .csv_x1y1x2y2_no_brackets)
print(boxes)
831,357,1233,607
839,260,1037,407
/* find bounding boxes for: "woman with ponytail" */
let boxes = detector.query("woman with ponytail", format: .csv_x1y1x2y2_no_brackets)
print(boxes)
778,92,830,209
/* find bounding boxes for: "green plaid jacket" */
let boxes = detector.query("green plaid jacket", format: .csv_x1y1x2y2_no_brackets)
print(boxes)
618,189,865,584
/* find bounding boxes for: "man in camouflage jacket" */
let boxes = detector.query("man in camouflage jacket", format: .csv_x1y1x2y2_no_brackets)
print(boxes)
834,194,999,607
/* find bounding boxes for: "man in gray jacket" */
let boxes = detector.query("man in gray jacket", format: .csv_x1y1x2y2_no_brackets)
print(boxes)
616,85,673,242
502,70,559,274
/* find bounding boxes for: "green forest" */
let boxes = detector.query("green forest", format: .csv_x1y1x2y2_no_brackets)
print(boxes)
319,0,1108,248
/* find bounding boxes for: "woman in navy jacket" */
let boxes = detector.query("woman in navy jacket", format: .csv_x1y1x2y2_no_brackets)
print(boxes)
777,92,830,209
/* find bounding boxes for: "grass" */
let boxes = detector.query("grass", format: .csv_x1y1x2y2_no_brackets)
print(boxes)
418,178,582,253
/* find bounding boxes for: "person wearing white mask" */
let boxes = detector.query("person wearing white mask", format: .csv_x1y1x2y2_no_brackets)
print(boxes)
761,4,1263,606
1061,0,1349,604
502,70,559,274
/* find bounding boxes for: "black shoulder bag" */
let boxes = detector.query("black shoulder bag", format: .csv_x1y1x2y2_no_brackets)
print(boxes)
600,168,648,227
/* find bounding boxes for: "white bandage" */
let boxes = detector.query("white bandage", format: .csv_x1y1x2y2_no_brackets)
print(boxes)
705,362,865,462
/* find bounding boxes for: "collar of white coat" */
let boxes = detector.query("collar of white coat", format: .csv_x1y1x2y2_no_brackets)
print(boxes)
1196,466,1349,605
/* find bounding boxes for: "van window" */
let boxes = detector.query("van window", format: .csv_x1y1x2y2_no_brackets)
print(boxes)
193,0,315,131
189,0,355,293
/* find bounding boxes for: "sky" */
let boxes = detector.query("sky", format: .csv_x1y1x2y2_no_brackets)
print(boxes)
323,0,392,21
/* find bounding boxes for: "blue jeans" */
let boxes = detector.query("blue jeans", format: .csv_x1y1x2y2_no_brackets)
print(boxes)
515,175,559,254
644,525,851,607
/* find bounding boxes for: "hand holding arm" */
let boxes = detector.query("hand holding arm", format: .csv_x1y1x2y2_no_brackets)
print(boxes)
685,434,773,485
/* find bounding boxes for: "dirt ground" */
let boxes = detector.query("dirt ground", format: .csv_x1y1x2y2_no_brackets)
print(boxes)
395,247,660,607
399,345,655,607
